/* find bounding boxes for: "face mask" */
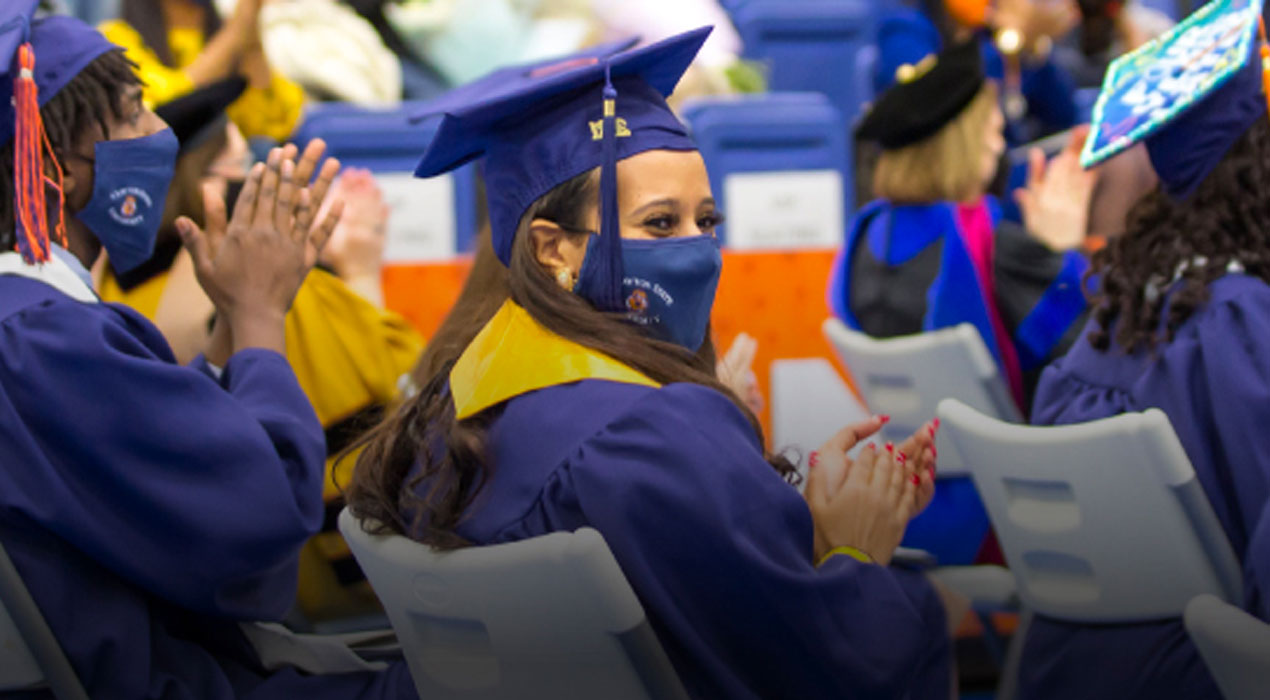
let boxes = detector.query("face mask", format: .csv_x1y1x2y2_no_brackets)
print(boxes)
615,235,722,351
74,129,179,274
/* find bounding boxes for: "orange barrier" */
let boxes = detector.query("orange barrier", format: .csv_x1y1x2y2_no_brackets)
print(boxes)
382,249,859,435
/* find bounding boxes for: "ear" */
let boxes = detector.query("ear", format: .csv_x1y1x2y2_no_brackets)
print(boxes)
528,218,585,277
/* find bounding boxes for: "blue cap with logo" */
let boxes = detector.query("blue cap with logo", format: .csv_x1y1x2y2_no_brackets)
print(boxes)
1081,0,1269,200
411,28,708,312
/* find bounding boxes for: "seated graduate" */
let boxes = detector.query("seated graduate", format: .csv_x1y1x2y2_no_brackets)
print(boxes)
346,28,955,699
831,39,1092,410
1024,2,1270,698
0,5,415,697
878,0,1081,143
94,80,424,623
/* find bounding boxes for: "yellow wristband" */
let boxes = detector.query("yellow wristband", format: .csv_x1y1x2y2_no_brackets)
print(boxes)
817,545,875,567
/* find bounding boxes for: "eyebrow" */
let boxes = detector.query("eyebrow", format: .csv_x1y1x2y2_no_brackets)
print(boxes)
629,197,717,218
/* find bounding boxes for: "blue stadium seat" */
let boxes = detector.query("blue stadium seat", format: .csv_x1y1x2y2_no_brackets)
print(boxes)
292,102,479,258
729,0,878,123
681,93,851,248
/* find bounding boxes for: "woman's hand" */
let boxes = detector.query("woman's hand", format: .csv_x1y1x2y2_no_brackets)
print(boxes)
1015,126,1099,253
717,332,763,416
318,167,389,303
176,141,343,355
805,428,923,567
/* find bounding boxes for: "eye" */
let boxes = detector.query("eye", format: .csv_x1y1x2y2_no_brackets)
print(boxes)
642,214,678,235
697,212,725,233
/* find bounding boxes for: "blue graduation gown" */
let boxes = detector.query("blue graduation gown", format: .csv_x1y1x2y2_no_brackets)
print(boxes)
1023,273,1270,699
425,378,951,699
875,8,1079,143
0,257,415,699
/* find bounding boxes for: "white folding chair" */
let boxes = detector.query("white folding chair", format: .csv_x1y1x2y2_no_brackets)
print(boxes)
769,357,869,464
338,509,688,700
937,399,1243,620
0,539,88,700
1185,594,1270,700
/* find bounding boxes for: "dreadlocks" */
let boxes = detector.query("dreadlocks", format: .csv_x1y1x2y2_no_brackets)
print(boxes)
0,48,141,250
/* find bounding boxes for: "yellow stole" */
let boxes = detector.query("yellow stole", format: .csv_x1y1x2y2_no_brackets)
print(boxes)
450,300,661,420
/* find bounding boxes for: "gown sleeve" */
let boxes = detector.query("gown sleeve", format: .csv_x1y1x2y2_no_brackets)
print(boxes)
562,383,950,699
0,298,326,620
1193,285,1270,602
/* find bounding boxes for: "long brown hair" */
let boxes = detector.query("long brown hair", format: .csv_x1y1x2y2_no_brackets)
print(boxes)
1088,117,1270,353
345,169,796,546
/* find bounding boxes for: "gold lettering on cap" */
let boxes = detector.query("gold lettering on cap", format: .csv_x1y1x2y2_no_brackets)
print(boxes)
589,117,632,141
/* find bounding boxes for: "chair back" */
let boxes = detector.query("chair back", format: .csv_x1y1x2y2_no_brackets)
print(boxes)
1185,594,1270,700
338,510,688,700
823,319,1021,476
681,92,850,250
937,399,1243,621
0,539,88,699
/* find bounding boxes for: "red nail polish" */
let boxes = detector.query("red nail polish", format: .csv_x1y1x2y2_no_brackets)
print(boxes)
933,418,941,430
911,475,921,485
879,414,891,424
885,442,894,453
808,451,820,468
867,442,876,450
897,452,907,464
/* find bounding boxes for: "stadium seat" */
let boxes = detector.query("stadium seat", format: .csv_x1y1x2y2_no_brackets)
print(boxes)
1185,594,1270,700
823,319,1020,565
338,509,689,700
729,0,877,123
0,539,88,699
937,400,1243,621
292,103,480,260
681,93,850,249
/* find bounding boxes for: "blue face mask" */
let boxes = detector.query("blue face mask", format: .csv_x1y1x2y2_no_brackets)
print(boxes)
613,234,723,350
74,129,179,274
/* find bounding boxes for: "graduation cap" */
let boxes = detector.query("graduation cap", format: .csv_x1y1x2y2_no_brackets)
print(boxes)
1081,0,1270,199
0,0,119,264
857,39,986,150
411,29,707,312
154,76,247,157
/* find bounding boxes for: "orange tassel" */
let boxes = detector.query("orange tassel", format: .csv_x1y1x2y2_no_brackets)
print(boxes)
11,42,66,264
1261,16,1270,119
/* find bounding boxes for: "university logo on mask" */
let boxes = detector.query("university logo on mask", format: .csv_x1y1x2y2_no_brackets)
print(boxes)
109,188,153,226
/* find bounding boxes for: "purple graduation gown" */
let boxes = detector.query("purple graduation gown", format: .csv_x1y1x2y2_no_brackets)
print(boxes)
1023,273,1270,699
0,264,415,699
418,379,951,699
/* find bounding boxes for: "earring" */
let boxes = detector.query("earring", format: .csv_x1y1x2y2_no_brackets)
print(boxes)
556,268,574,291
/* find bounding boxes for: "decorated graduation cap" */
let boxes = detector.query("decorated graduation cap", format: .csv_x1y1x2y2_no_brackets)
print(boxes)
1,1,119,264
155,76,247,157
1081,0,1270,199
412,28,708,312
857,39,986,150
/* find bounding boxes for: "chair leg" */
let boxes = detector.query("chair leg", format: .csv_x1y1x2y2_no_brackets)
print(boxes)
996,608,1032,700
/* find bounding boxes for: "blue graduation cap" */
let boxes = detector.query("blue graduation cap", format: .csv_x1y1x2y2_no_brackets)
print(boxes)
412,28,709,312
1081,0,1269,199
0,0,118,263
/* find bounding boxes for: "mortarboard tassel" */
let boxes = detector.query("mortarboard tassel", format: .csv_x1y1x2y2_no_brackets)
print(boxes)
12,42,67,265
1260,15,1270,117
590,63,626,312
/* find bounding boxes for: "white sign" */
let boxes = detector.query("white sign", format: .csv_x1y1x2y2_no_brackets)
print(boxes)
723,170,844,250
376,171,457,262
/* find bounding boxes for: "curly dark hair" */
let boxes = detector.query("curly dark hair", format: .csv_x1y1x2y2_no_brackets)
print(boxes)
0,49,141,250
1087,117,1270,353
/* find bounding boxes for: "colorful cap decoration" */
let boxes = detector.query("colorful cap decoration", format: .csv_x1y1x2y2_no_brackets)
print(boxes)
411,29,707,312
1,1,118,264
1081,0,1268,199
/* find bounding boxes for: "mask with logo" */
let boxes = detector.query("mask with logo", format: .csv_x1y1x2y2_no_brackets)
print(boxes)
605,234,722,351
74,128,179,274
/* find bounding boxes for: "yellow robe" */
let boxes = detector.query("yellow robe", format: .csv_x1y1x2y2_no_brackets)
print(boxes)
100,267,424,621
99,20,305,142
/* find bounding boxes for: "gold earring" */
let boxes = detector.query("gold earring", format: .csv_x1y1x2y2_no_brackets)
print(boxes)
556,268,574,291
